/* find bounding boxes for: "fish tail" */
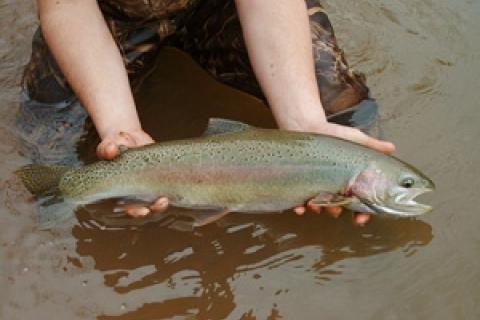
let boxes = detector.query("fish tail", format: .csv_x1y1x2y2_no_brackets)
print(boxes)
15,164,71,196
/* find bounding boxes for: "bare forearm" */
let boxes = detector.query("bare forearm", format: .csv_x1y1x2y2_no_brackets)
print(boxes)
38,0,141,139
235,0,326,132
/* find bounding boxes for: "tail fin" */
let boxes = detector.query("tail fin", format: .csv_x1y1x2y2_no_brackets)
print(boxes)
15,164,71,196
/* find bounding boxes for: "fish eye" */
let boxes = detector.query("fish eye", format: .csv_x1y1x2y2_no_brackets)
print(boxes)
400,177,415,188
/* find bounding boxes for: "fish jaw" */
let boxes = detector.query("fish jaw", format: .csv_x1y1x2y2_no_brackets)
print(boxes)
348,168,434,217
367,187,434,217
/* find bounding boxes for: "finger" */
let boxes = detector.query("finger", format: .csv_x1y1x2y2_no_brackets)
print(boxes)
130,132,155,146
293,206,306,215
363,137,396,155
150,196,169,213
349,129,395,155
306,199,322,214
126,206,151,218
325,206,342,218
97,139,123,160
114,202,150,216
103,142,119,160
353,213,371,226
308,204,322,214
329,125,395,155
97,134,137,160
118,131,136,146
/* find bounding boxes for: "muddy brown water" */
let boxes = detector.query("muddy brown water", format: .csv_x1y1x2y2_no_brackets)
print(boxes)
1,0,479,319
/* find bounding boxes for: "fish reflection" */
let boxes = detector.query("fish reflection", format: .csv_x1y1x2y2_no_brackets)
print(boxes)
72,204,432,319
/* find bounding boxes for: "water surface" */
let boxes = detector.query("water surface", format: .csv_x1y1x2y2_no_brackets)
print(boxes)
1,0,479,319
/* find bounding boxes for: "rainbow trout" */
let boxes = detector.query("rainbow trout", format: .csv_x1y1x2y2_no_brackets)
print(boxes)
16,118,434,227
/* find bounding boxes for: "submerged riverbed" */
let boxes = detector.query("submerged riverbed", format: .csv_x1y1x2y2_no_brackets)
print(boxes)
1,0,479,319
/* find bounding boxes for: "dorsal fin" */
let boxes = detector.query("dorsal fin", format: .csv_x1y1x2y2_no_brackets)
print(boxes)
203,118,252,136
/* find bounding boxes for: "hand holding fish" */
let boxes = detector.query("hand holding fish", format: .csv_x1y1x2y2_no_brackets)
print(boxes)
16,118,433,228
234,0,395,224
94,121,396,226
96,129,154,161
289,121,396,225
19,0,433,229
96,128,171,217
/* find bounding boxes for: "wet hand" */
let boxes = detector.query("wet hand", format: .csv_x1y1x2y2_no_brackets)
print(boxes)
115,196,169,218
293,204,371,226
97,129,169,218
97,129,155,160
292,122,396,226
310,122,395,155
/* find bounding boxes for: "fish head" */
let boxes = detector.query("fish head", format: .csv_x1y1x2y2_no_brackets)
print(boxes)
349,158,435,217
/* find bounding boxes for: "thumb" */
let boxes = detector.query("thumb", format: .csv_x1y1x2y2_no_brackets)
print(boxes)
97,133,137,160
97,141,119,160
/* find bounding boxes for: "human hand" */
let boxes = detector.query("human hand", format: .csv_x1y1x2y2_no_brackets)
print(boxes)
291,121,396,225
97,129,154,160
97,129,170,218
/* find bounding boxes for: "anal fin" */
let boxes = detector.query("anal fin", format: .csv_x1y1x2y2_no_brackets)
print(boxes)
192,208,230,227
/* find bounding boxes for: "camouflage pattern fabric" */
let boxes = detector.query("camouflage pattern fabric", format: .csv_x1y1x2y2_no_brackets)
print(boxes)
172,0,372,115
19,0,377,164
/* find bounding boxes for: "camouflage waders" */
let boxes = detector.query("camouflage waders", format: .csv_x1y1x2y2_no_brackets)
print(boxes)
18,0,377,164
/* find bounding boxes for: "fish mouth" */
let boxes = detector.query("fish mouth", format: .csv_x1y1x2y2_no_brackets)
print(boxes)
365,187,434,217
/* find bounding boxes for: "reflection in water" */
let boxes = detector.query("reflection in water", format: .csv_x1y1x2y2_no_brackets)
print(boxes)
73,208,432,319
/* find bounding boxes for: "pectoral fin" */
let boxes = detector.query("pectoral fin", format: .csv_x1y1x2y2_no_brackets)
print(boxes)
192,208,231,227
309,192,352,207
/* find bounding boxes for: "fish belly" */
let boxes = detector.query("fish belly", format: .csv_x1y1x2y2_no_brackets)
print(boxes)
135,165,340,213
